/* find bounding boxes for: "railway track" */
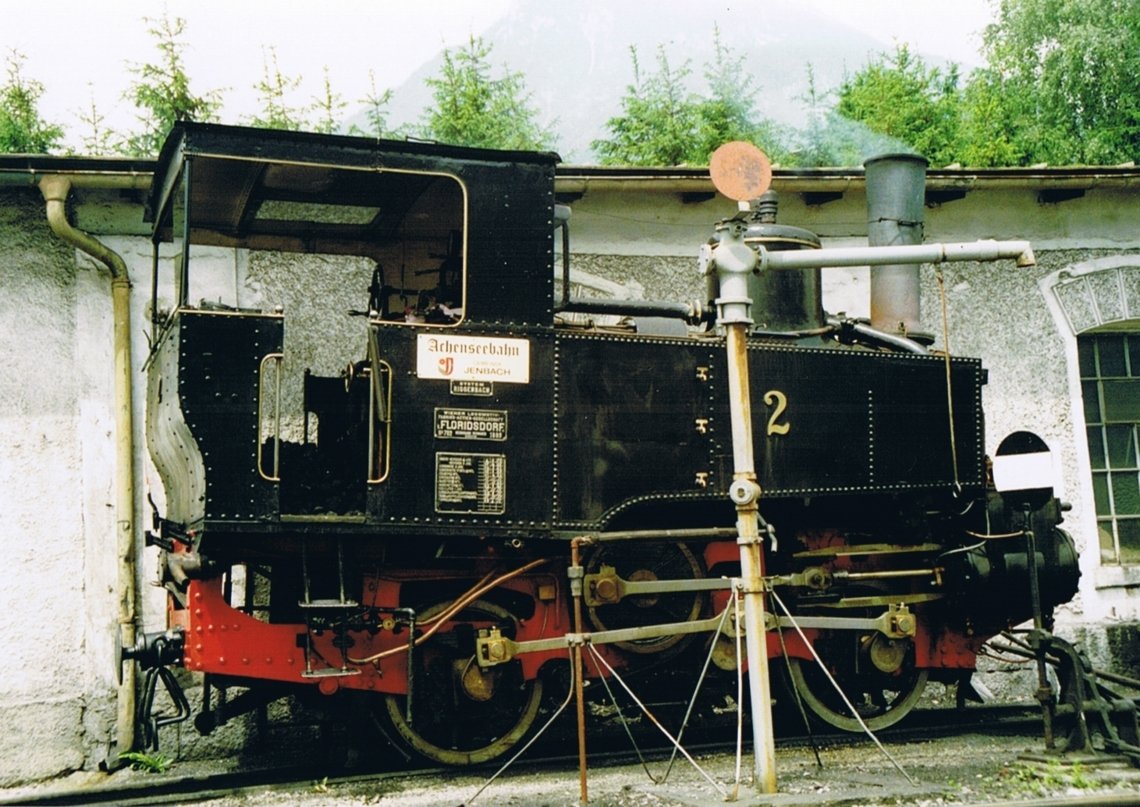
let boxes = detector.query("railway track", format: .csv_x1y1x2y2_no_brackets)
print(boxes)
0,703,1057,807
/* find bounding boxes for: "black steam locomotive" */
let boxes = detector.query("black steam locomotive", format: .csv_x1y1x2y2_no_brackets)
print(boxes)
130,122,1078,765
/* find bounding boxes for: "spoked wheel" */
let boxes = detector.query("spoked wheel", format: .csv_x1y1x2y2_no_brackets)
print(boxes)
783,632,928,732
383,599,543,766
585,542,705,655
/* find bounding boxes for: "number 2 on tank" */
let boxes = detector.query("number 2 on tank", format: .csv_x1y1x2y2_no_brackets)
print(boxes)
763,390,790,436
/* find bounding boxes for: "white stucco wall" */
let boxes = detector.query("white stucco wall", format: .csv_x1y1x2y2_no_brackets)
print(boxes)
0,191,116,783
0,194,261,783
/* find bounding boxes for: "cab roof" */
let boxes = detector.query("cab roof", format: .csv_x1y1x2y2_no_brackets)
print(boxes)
145,121,560,252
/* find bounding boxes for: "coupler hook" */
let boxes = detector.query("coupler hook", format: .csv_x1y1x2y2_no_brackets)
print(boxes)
120,628,191,750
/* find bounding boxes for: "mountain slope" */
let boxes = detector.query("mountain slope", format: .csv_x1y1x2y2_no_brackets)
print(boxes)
359,0,953,163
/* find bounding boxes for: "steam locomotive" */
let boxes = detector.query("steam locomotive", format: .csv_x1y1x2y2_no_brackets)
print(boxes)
128,122,1079,765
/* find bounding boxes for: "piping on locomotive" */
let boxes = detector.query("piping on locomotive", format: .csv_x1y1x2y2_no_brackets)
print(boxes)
123,122,1079,765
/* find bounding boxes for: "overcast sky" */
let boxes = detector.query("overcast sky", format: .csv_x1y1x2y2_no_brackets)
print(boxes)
4,0,995,150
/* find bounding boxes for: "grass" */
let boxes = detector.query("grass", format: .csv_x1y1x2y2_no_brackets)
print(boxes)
117,750,173,774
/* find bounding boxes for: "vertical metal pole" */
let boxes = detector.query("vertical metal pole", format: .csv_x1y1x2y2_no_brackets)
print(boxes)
570,537,590,805
150,239,160,332
179,158,193,309
710,217,778,794
1023,506,1056,749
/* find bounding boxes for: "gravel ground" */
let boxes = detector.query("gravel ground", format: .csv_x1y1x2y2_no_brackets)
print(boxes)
187,731,1140,807
7,722,1140,806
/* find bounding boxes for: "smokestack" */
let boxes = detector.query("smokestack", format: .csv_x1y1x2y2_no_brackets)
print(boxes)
742,191,824,333
864,153,928,339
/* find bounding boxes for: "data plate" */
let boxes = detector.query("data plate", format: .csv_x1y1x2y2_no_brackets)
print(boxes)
434,408,508,441
449,379,494,397
435,452,507,515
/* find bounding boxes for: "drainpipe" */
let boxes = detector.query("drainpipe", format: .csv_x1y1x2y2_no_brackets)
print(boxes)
38,175,137,760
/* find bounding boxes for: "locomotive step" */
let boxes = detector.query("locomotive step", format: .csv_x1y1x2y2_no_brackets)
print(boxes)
300,667,362,679
298,599,360,609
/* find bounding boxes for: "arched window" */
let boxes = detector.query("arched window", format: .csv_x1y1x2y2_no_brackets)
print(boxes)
1044,257,1140,569
1079,330,1140,563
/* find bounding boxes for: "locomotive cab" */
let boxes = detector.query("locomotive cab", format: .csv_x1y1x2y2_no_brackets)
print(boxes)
145,123,558,537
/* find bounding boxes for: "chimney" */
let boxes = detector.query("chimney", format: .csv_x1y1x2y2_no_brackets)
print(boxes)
864,153,928,339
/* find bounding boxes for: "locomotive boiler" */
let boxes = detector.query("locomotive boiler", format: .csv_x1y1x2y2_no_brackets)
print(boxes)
125,122,1079,765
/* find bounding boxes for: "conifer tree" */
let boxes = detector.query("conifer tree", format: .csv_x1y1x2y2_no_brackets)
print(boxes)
0,49,64,154
122,13,222,155
311,67,347,134
248,46,307,131
348,70,394,139
593,34,789,166
421,36,552,150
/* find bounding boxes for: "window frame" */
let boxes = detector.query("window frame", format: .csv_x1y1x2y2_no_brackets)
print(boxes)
1079,330,1140,565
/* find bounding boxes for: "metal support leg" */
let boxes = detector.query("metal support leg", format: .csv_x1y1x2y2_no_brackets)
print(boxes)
570,537,591,806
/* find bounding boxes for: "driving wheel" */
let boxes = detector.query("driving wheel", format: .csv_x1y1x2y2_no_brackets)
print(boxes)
585,542,706,655
783,629,928,732
383,599,543,765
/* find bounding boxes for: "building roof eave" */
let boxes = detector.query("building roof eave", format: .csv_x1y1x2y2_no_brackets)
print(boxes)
554,164,1140,194
0,155,155,190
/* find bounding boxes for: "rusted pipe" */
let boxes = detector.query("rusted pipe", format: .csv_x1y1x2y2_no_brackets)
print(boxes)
39,175,137,761
710,218,779,794
570,536,591,805
725,324,778,795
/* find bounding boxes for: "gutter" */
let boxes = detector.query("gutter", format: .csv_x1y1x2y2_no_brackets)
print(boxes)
37,175,138,762
0,154,152,190
553,165,1140,195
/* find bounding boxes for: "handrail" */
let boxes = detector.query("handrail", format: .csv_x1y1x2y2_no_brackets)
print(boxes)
257,353,284,482
368,359,393,484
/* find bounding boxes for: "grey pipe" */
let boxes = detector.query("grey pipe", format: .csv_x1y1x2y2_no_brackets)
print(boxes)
865,154,928,336
556,296,704,324
758,239,1036,271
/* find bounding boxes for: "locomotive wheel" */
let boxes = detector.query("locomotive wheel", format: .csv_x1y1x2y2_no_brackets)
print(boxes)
383,599,543,766
585,542,705,655
783,639,928,733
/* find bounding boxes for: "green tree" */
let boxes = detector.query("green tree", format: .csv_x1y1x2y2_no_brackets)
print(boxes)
966,0,1140,165
0,49,64,153
956,69,1023,167
594,36,789,166
248,46,307,131
420,36,552,150
310,67,347,134
593,45,698,166
76,83,116,156
122,13,223,155
790,63,864,167
693,27,791,164
835,44,961,167
348,70,394,139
